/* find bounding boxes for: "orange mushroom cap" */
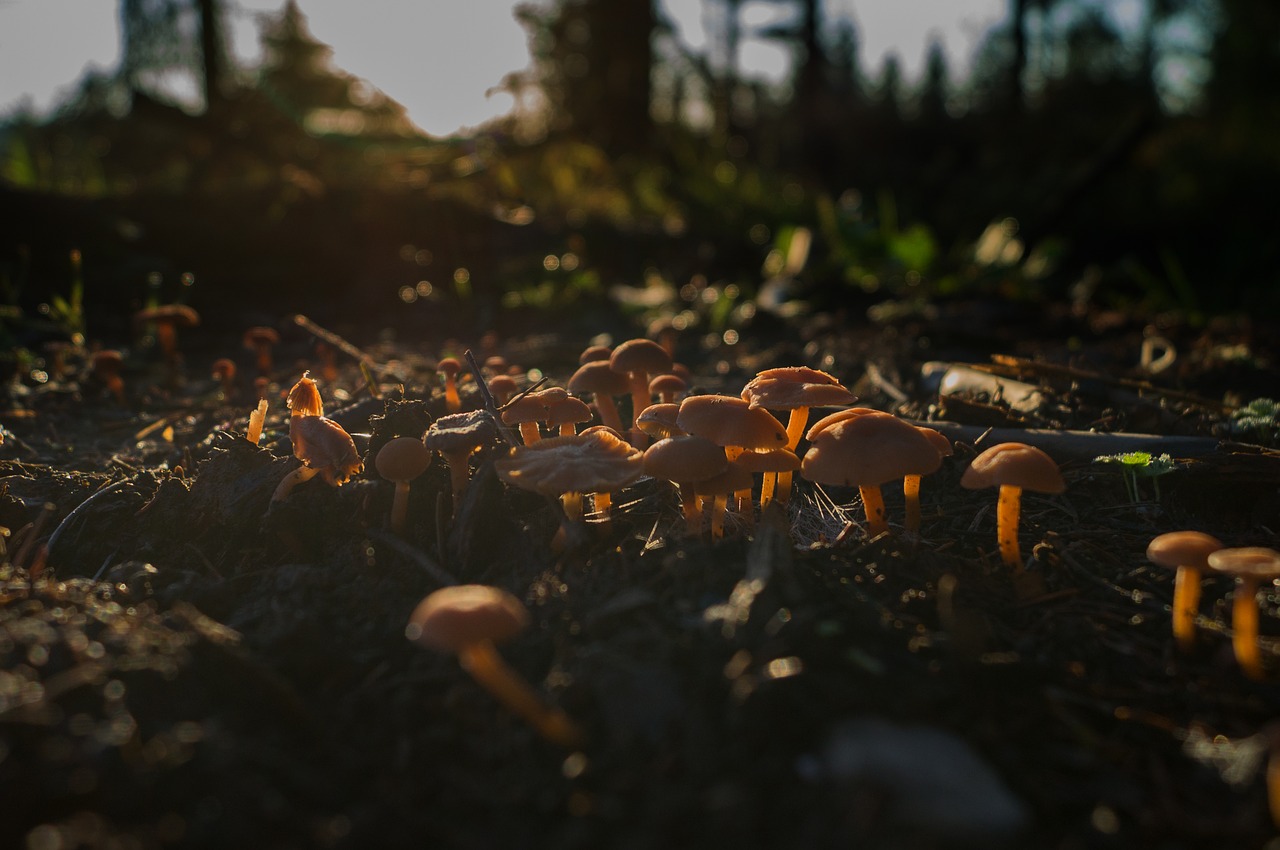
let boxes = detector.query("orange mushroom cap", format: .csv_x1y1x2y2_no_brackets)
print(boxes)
959,442,1065,494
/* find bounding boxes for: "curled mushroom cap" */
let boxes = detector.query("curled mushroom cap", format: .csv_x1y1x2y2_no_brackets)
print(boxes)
426,409,497,453
287,374,325,417
960,442,1065,494
409,584,531,652
495,429,644,498
291,415,363,485
741,366,856,411
635,403,685,440
676,395,788,453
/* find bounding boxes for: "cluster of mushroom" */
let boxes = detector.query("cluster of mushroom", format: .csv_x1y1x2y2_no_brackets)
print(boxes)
1147,533,1280,680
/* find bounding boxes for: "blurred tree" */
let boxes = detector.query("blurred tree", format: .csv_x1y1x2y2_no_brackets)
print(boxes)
119,0,229,111
917,40,950,122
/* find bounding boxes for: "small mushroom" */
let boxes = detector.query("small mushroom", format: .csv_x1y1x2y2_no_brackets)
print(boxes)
91,349,126,405
568,359,630,435
375,437,434,536
643,435,729,535
137,304,200,365
691,464,754,540
1146,530,1224,652
1206,547,1280,680
959,442,1065,571
211,357,237,398
488,374,519,407
502,391,552,445
407,585,584,748
243,326,280,377
634,403,685,441
904,426,953,534
425,410,497,508
545,395,593,437
438,357,463,413
676,394,788,462
273,374,363,501
649,373,687,405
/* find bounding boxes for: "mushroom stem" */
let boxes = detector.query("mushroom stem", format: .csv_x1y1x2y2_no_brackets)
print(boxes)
626,372,651,447
859,485,888,537
709,494,728,540
760,470,777,508
518,421,542,445
272,465,321,502
784,407,810,450
444,376,461,413
903,474,923,533
996,483,1024,570
735,487,754,532
1231,577,1265,680
457,640,584,749
389,481,412,535
593,394,626,434
593,491,612,525
1171,566,1202,653
679,483,701,535
562,491,583,523
440,448,473,506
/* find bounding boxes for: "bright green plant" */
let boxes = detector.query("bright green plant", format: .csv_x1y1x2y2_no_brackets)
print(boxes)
1231,398,1279,446
1093,451,1178,503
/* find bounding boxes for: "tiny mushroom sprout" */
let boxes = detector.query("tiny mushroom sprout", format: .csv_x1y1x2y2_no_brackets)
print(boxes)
91,349,126,404
495,429,643,541
375,437,434,536
1146,530,1224,652
800,411,943,538
487,374,519,407
407,584,584,748
959,442,1065,572
642,435,729,535
567,360,630,435
273,373,364,501
438,357,464,413
211,357,237,398
424,409,497,508
1206,547,1280,681
243,326,280,376
608,338,673,446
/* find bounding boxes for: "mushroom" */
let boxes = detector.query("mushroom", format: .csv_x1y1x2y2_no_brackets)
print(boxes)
407,584,584,748
495,429,643,543
634,403,686,441
903,426,954,534
608,338,673,447
545,395,593,437
1146,530,1224,652
425,410,497,508
438,357,463,413
742,366,857,504
732,447,801,511
502,390,552,445
1206,547,1280,680
568,360,630,435
273,374,363,501
800,411,943,538
91,349,126,405
649,373,687,405
243,326,280,377
692,464,755,540
676,394,789,462
959,442,1065,571
642,435,729,535
375,436,434,536
211,357,237,398
488,374,519,407
578,344,612,364
137,304,200,365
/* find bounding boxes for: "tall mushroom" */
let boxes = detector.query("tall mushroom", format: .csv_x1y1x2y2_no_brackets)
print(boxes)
438,357,463,413
608,338,673,447
1146,530,1224,653
407,585,584,748
568,360,629,435
1206,547,1280,681
375,437,434,536
425,410,497,510
959,442,1065,571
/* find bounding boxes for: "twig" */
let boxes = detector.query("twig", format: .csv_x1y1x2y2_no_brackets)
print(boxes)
291,314,377,367
906,420,1227,461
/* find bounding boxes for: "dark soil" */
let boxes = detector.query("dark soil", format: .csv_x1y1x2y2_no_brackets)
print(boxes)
2,301,1279,850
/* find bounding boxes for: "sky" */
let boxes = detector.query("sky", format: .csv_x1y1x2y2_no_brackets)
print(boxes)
0,0,1008,137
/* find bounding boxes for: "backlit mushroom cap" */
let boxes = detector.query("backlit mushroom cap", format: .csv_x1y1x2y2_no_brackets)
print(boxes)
732,447,801,474
579,344,613,364
917,426,954,457
1207,547,1280,581
801,413,944,487
805,407,884,441
408,585,531,653
741,366,856,410
495,429,644,497
501,393,550,426
676,395,788,451
568,361,631,398
291,415,363,485
960,442,1065,494
649,373,688,401
635,403,685,439
642,435,728,482
211,358,237,382
243,326,279,349
691,464,754,496
425,410,497,452
375,436,433,482
1147,531,1224,572
545,396,593,430
609,338,672,379
488,374,519,403
137,304,201,327
287,374,325,417
438,357,462,377
91,349,124,374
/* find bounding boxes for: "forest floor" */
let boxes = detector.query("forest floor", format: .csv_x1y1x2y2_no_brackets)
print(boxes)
1,297,1279,850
